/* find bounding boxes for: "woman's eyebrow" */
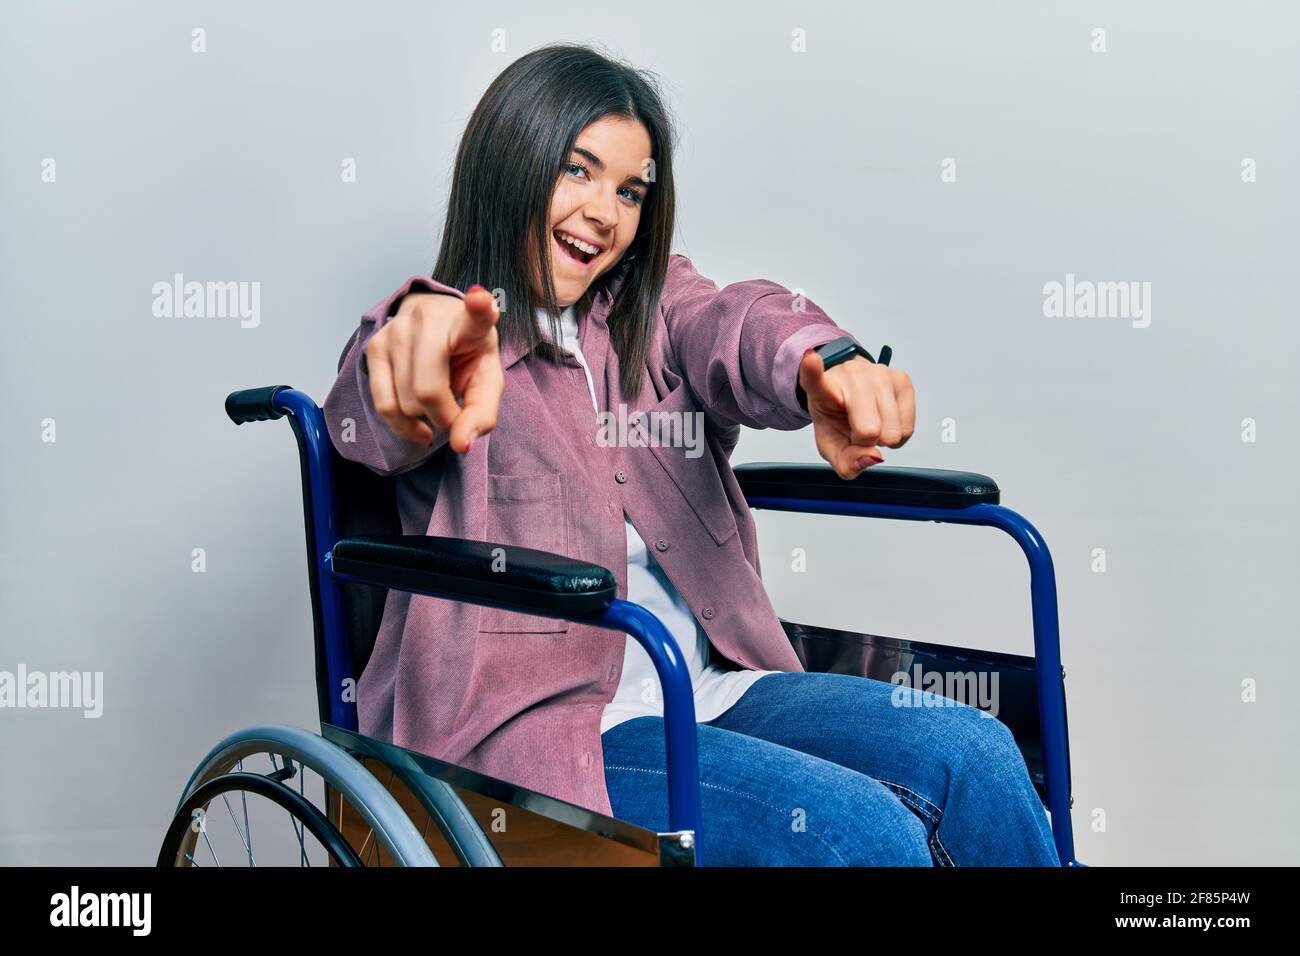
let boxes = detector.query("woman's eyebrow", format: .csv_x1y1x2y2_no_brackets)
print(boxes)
572,146,651,189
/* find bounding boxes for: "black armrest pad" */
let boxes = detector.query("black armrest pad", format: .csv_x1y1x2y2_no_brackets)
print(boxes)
734,462,999,509
330,535,617,618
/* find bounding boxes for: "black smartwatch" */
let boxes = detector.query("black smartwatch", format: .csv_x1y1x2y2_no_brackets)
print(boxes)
795,335,892,412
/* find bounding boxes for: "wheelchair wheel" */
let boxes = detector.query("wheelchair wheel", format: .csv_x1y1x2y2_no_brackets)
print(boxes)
157,724,437,867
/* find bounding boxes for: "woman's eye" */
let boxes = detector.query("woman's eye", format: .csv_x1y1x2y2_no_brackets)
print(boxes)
565,160,643,205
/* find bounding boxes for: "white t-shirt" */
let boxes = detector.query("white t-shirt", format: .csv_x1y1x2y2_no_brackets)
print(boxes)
534,304,776,734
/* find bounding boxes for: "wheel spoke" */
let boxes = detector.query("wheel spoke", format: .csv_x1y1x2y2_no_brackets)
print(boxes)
298,762,309,867
218,792,257,867
270,754,311,864
199,818,221,867
238,758,253,863
353,795,377,866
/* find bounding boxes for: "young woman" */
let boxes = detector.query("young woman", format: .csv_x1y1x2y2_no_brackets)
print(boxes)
324,42,1059,866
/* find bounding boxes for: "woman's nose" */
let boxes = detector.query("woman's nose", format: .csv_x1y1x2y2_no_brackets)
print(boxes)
584,194,618,228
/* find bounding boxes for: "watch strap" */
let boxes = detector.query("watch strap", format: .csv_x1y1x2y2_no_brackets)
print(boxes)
795,335,878,412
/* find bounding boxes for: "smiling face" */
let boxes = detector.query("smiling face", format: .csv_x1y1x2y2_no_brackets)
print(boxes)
532,115,652,308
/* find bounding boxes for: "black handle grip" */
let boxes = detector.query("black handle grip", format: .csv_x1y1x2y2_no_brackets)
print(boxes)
225,386,293,425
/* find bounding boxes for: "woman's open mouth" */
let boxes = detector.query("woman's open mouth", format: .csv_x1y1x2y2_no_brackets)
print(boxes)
553,229,601,268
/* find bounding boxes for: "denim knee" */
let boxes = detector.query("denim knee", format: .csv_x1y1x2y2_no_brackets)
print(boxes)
918,700,1026,774
800,785,934,866
957,707,1028,772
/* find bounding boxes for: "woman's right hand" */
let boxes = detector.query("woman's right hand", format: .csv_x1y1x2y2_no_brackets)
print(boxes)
365,284,504,454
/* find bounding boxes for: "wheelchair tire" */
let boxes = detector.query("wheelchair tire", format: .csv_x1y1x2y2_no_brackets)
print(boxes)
158,771,364,867
160,724,438,867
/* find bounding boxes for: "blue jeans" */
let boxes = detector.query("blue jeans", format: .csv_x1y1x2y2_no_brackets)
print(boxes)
600,671,1060,866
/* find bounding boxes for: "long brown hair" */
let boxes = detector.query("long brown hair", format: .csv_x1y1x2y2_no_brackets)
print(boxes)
431,42,678,400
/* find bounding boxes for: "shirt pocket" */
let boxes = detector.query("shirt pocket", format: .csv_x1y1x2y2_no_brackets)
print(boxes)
477,471,572,634
644,372,738,547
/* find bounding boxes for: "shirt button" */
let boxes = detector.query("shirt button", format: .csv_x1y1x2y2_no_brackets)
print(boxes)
655,538,669,552
614,471,627,483
702,607,715,620
581,752,594,770
607,663,618,682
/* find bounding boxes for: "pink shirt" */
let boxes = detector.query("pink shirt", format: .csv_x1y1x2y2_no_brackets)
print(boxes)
532,301,777,733
323,254,850,816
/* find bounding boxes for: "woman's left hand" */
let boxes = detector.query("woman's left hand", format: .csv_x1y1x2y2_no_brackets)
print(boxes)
798,349,916,480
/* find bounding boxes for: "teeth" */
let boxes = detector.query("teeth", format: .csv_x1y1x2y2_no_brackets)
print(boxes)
556,231,599,256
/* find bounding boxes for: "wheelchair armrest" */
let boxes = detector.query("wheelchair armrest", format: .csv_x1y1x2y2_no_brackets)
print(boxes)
329,535,618,618
734,462,999,508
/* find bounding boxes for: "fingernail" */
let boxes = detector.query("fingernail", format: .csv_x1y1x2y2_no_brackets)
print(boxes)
467,284,486,294
856,454,884,469
464,429,478,453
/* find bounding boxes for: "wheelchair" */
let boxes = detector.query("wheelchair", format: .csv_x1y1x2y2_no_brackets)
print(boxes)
156,384,1084,867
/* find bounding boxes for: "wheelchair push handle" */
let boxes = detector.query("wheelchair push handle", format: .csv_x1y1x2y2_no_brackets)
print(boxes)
226,385,294,425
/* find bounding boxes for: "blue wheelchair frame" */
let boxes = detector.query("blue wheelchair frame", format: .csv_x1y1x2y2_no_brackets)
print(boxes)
231,385,1082,867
